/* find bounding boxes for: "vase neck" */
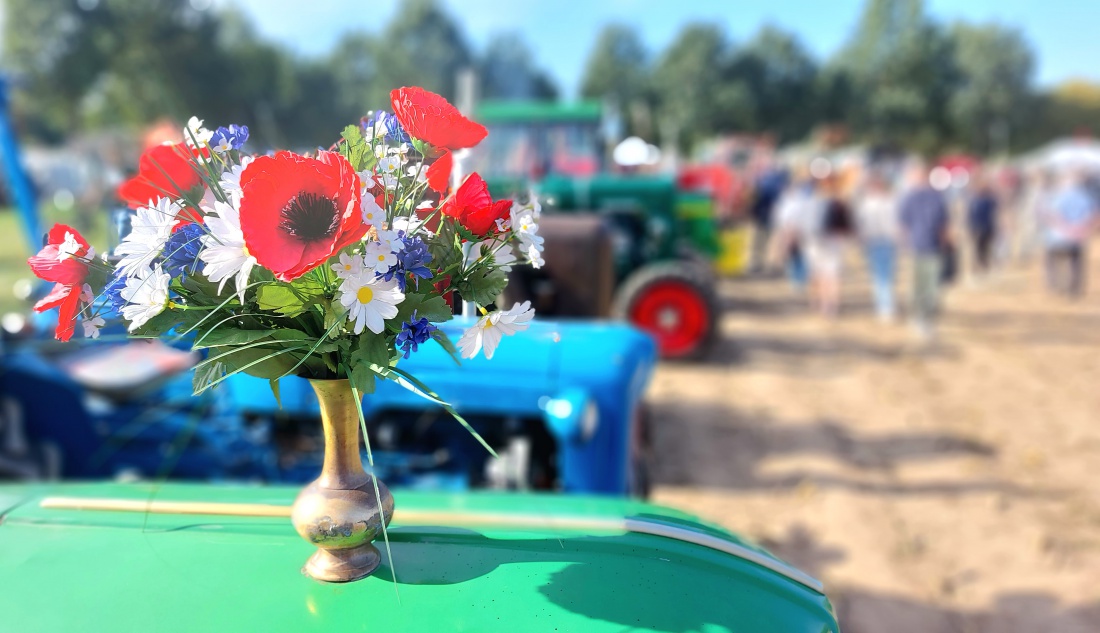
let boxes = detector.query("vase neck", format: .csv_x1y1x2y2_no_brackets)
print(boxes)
310,379,369,490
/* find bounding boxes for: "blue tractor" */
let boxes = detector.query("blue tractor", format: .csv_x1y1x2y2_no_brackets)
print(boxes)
224,320,656,495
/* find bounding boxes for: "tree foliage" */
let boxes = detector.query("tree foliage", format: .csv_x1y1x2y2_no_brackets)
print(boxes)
1,0,1083,156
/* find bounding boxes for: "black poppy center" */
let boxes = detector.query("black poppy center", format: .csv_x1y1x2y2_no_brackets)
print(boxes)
279,193,340,242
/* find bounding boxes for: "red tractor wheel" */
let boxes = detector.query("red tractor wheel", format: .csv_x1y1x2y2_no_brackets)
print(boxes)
613,263,718,360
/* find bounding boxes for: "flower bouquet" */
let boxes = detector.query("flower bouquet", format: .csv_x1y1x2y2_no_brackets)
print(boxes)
26,87,543,582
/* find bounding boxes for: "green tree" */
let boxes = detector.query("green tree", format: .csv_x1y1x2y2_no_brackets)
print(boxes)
477,33,558,101
370,0,472,102
947,23,1034,154
727,26,819,142
651,23,730,150
830,0,957,152
579,24,651,136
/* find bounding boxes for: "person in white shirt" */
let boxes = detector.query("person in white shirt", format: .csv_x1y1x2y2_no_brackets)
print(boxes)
855,172,900,321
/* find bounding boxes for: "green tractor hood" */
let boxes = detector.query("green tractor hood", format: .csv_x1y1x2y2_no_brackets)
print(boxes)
0,483,838,632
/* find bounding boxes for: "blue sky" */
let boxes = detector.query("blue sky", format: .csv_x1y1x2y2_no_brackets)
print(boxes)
223,0,1095,94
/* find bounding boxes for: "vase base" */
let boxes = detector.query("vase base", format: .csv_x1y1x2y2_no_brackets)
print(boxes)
303,542,382,583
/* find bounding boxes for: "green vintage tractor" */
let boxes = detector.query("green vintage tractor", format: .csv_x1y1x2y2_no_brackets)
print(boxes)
468,101,721,360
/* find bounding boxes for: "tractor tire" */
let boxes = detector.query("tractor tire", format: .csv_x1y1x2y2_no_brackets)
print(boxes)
612,261,718,361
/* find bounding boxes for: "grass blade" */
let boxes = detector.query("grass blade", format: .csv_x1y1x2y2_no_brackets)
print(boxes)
349,381,400,602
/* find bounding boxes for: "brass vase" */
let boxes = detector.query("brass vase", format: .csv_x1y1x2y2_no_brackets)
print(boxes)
291,379,394,582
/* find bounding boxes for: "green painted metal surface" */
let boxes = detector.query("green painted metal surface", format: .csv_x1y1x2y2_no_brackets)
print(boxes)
0,483,839,632
476,100,603,124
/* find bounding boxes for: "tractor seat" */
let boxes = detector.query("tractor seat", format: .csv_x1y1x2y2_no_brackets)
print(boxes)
56,340,198,402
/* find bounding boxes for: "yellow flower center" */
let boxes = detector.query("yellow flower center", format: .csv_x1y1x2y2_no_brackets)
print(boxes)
377,254,386,262
343,264,352,271
356,286,374,304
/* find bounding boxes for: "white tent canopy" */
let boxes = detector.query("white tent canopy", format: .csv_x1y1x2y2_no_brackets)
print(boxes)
1021,138,1100,172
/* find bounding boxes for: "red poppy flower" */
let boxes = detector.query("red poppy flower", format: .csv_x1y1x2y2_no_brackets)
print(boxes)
425,149,453,194
27,224,91,342
390,87,487,151
440,173,512,237
239,151,365,282
117,143,206,209
34,283,83,342
28,224,91,285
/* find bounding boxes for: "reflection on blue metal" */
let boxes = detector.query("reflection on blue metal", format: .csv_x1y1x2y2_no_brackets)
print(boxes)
542,387,596,443
0,77,42,251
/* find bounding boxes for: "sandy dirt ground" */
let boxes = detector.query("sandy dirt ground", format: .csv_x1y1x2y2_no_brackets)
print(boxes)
649,248,1100,633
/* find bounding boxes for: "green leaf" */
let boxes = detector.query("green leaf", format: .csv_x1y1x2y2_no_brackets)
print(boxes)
349,358,377,395
192,359,226,395
269,329,312,343
457,266,507,306
431,329,462,366
131,308,203,338
290,276,326,297
269,379,282,409
347,332,390,395
391,293,453,330
256,285,306,317
196,345,314,393
224,345,312,380
180,274,220,302
427,218,462,272
339,125,370,171
192,327,272,350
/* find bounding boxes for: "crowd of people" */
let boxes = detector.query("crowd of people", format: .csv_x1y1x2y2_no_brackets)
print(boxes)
749,158,1100,344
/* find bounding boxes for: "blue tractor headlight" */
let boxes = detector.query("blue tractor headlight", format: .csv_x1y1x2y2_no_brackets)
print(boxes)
541,388,598,443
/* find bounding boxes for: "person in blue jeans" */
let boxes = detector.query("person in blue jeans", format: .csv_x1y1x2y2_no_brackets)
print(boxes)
1041,172,1098,298
856,173,900,321
899,164,950,342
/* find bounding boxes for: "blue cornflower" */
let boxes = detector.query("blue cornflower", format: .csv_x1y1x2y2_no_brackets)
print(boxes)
381,233,433,291
103,271,129,315
395,312,437,358
210,124,249,153
363,110,410,144
162,223,205,280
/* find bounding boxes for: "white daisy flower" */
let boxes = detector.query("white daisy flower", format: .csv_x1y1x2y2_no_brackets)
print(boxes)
331,252,365,280
378,156,401,174
121,264,171,332
523,242,545,269
509,201,545,267
219,155,254,206
373,144,387,159
378,172,399,190
200,200,257,304
361,194,383,226
375,229,405,253
465,240,517,272
457,301,535,360
389,143,410,157
338,274,404,335
115,197,181,277
81,315,105,339
363,241,397,272
184,116,213,147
